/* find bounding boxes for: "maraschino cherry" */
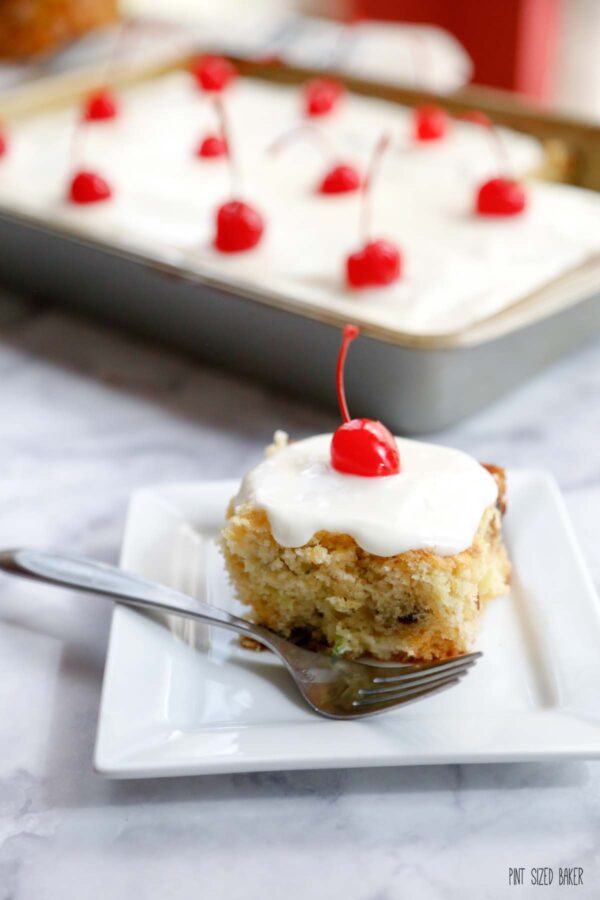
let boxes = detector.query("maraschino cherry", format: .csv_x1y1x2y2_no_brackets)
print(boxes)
409,32,448,142
66,112,113,204
69,170,112,204
346,135,401,288
0,128,7,158
270,123,361,195
212,103,265,252
463,111,527,217
347,241,400,287
192,55,237,93
83,88,118,122
477,177,526,216
331,325,400,477
304,78,344,118
215,201,263,252
196,134,228,159
413,105,448,142
319,163,361,194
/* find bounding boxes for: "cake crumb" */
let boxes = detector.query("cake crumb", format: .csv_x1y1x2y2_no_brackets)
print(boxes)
239,634,269,652
266,430,289,456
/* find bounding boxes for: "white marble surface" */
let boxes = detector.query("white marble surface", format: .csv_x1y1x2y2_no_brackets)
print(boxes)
0,287,599,899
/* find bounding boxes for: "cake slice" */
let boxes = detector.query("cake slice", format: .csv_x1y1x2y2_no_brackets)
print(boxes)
221,432,510,661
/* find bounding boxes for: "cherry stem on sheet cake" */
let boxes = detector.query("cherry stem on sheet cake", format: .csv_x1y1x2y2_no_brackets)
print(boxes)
82,18,139,122
461,111,513,177
268,122,337,160
215,96,241,195
360,133,390,244
488,120,513,179
336,324,359,423
69,114,87,174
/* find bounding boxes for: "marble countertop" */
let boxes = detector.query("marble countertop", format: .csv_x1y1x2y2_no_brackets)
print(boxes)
0,287,599,899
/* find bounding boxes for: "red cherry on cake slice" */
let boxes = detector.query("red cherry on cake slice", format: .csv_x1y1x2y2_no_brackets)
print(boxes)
196,134,228,158
304,78,344,117
0,129,7,157
69,170,112,204
214,200,264,252
330,325,400,477
319,163,361,195
332,417,401,477
413,105,448,142
346,240,401,287
83,89,118,122
476,177,526,216
192,55,237,93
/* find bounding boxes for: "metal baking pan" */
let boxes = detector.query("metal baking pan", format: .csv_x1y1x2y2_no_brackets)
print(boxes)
1,208,599,433
1,56,600,433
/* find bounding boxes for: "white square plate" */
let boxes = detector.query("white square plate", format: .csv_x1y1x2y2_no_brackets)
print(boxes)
95,473,600,777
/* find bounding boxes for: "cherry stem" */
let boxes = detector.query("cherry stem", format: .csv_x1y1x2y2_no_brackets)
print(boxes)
69,115,87,174
214,95,241,195
268,122,337,162
336,324,359,424
360,133,391,244
488,122,513,179
69,19,135,176
466,112,512,178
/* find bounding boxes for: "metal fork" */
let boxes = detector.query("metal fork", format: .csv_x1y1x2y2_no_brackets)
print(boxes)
0,548,481,719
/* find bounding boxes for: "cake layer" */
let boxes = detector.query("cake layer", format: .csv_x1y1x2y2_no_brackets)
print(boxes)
222,467,510,661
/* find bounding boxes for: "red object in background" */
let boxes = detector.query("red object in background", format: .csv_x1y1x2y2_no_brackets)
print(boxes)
83,89,118,122
192,55,237,93
413,105,448,141
214,200,264,253
348,0,559,99
196,134,228,158
319,163,361,194
476,177,527,216
304,78,345,117
346,240,401,287
69,170,112,204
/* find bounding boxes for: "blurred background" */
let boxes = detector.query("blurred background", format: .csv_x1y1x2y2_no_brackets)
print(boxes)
2,0,600,121
121,0,600,117
1,0,599,425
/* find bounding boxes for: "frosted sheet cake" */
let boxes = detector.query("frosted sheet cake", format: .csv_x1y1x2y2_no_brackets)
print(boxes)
2,65,600,336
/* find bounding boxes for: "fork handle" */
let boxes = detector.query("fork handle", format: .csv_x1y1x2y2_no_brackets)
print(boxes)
0,547,276,648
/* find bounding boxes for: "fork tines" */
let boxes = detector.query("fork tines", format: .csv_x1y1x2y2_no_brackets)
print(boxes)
352,652,481,710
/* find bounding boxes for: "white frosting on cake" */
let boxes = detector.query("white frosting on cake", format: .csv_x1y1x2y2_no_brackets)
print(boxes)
2,71,600,336
234,433,498,557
